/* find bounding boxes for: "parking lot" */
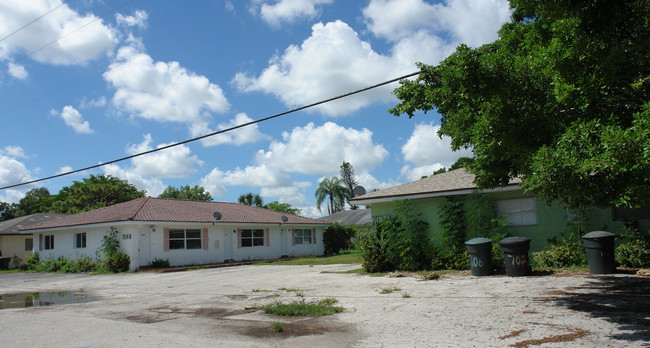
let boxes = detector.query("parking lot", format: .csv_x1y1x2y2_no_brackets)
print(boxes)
0,264,648,347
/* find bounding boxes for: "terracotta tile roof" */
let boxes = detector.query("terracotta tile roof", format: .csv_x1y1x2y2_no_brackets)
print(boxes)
21,197,329,231
0,213,69,235
350,168,521,204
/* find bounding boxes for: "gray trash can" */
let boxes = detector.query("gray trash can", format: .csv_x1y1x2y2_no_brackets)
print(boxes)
499,236,531,277
582,231,616,274
465,238,493,276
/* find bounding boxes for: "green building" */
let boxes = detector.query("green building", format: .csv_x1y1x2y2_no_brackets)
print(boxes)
350,169,649,252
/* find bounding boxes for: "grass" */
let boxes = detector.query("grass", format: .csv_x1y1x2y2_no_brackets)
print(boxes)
261,298,343,316
255,251,362,266
379,287,401,294
402,292,411,298
270,322,283,333
252,288,272,292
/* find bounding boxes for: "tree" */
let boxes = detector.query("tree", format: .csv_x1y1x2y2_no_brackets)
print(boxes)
0,202,17,222
158,185,213,201
264,201,302,215
449,157,475,171
390,0,650,209
52,174,146,213
237,192,264,207
339,161,358,210
16,187,53,215
315,176,347,215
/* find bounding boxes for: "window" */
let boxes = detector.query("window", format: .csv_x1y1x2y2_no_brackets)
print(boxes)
75,233,87,248
294,229,312,244
44,235,54,250
25,238,33,251
613,205,650,221
169,229,202,249
241,229,264,247
496,197,537,226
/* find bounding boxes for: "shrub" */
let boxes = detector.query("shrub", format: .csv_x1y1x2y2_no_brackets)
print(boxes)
534,234,586,268
96,227,131,273
26,252,40,269
104,251,131,273
358,224,391,273
616,221,650,268
151,257,170,268
323,222,356,255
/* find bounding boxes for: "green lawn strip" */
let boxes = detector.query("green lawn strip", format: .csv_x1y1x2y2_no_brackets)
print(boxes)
254,252,362,266
261,298,343,316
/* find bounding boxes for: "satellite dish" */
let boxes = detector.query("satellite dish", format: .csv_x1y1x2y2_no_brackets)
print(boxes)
213,211,222,221
281,215,289,222
352,185,366,197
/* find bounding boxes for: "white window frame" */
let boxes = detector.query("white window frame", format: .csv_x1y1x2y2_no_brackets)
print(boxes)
75,232,87,249
496,197,537,226
44,235,54,250
241,229,264,247
294,229,312,244
169,229,202,250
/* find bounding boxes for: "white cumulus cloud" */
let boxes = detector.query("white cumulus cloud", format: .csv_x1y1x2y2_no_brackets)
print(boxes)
126,134,203,178
102,164,165,197
55,105,93,134
104,45,230,138
7,62,28,79
252,0,333,27
115,10,148,29
0,0,116,66
198,113,269,147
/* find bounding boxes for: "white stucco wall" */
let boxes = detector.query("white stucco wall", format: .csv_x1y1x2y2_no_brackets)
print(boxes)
32,223,326,271
0,235,34,267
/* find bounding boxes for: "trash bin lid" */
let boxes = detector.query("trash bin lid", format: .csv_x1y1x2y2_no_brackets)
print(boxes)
499,236,531,246
582,231,615,240
465,237,492,245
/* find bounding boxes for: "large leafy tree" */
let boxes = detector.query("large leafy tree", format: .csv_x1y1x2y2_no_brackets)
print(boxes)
16,187,53,215
339,161,358,210
264,201,302,215
0,202,17,222
158,185,213,201
315,176,347,215
52,174,146,213
237,192,264,207
390,0,649,209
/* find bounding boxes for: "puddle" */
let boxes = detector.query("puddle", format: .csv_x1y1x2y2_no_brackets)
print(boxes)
0,291,96,310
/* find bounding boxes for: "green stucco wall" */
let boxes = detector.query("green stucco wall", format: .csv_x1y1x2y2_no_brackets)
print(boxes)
368,190,649,253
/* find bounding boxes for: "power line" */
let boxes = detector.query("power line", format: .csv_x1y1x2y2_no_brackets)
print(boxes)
0,1,67,43
0,71,420,191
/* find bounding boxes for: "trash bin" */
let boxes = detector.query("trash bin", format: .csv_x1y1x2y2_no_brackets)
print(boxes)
0,257,10,270
499,236,531,277
582,231,616,274
465,238,493,276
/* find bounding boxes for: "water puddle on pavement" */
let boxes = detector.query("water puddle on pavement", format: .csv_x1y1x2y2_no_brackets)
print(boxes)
0,291,96,310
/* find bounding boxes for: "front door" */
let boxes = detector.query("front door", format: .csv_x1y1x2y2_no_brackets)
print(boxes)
138,230,150,266
223,229,233,261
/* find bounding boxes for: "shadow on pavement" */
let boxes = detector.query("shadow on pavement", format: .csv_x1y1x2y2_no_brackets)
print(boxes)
549,275,650,344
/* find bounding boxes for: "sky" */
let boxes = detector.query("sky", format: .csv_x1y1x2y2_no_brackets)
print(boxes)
0,0,511,217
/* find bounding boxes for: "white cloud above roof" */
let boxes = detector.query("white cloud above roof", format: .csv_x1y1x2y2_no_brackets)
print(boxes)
55,105,93,134
126,134,203,179
197,113,270,147
0,0,116,67
102,163,165,197
252,0,333,27
104,45,230,137
115,10,148,29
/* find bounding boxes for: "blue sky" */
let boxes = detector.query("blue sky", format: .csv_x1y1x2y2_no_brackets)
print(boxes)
0,0,511,217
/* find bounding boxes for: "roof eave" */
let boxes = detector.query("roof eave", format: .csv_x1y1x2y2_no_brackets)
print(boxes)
351,185,522,205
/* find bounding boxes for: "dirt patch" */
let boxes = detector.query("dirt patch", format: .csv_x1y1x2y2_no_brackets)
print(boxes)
125,306,248,324
499,329,526,340
239,317,349,339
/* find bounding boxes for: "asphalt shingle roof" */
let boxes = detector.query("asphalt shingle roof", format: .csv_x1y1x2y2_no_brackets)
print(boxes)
350,168,521,203
0,213,69,235
21,197,329,231
318,209,372,226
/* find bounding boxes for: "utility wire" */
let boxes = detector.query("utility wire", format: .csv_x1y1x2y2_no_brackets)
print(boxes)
0,1,67,43
0,71,420,191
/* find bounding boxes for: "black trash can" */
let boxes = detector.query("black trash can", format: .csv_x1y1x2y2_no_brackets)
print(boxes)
499,236,531,277
465,238,493,276
582,231,616,274
0,257,10,270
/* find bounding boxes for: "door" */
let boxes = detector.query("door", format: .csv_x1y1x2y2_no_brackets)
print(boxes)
223,229,233,261
138,230,150,266
280,229,288,257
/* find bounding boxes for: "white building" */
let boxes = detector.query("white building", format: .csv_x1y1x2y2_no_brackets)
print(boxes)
22,198,329,270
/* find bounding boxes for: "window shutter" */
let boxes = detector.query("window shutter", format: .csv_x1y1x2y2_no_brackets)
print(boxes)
203,228,209,250
237,228,242,248
265,228,270,247
163,228,169,252
312,228,316,244
291,229,295,246
39,234,43,251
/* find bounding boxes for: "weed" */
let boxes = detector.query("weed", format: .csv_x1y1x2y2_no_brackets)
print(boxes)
279,287,302,292
270,322,283,333
262,299,343,316
402,292,411,298
379,287,401,294
252,289,271,292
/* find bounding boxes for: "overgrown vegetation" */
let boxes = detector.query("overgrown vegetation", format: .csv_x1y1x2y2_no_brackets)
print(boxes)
616,221,650,268
534,207,588,268
151,258,170,268
261,298,343,316
323,222,356,255
25,227,130,273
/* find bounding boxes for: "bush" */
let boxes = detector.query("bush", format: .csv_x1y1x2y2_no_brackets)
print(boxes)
151,257,170,268
534,235,586,268
26,252,40,269
323,222,356,255
357,225,391,273
103,251,131,273
96,227,131,273
616,221,650,268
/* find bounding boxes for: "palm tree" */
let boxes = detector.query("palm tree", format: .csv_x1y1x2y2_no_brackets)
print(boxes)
238,192,264,207
314,176,347,215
